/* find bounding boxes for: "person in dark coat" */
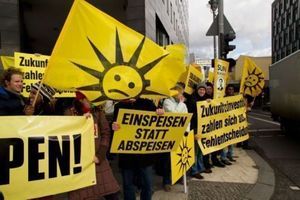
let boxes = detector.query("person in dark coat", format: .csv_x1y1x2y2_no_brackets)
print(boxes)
112,98,160,200
54,97,120,200
0,67,25,115
205,82,227,168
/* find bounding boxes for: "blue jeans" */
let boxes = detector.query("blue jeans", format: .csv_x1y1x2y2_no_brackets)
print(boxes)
190,141,205,175
221,145,233,160
122,166,153,200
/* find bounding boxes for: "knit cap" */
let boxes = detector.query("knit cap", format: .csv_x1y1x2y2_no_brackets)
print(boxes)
31,82,56,101
196,82,207,90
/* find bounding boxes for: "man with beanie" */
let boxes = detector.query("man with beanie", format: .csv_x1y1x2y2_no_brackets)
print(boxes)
205,82,227,168
189,83,208,179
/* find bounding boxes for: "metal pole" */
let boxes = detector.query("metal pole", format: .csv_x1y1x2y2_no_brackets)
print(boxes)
218,0,224,59
183,173,187,193
213,11,217,59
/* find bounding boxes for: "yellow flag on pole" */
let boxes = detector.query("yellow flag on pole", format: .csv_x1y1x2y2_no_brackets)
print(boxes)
239,57,265,97
43,0,186,102
171,131,195,185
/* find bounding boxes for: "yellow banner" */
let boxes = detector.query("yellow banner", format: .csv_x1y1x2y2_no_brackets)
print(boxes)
43,0,186,103
179,64,203,95
197,95,249,155
213,59,229,99
110,109,192,154
239,56,265,97
0,56,14,68
171,131,195,185
0,116,96,200
12,52,74,97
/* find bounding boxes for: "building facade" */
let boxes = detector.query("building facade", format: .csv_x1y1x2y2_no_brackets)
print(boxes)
272,0,300,63
0,0,188,56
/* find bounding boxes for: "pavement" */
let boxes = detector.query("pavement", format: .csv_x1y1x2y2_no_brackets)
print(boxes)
53,146,275,200
110,146,275,200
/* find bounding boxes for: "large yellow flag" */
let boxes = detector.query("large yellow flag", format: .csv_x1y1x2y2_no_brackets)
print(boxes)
239,57,265,97
43,0,186,102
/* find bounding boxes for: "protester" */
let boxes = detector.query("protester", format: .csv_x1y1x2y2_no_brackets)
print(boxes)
161,84,189,191
186,83,208,179
0,67,25,115
55,96,120,200
24,82,56,115
112,98,163,200
205,82,226,168
220,84,236,163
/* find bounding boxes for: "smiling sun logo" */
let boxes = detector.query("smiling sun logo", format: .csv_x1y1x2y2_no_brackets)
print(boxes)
171,131,195,184
243,68,264,95
176,135,192,175
70,29,168,102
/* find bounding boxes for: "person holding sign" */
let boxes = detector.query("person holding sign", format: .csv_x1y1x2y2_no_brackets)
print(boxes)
205,82,227,168
112,98,163,200
220,84,236,163
161,84,189,191
187,83,208,179
54,97,121,200
0,67,26,115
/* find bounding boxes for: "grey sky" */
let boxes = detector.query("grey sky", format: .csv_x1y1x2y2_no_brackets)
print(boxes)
189,0,273,59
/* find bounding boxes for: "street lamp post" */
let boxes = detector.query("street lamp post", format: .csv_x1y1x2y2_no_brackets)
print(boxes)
208,0,218,59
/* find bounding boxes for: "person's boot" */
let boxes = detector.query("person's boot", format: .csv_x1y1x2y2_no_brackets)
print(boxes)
163,184,172,192
192,173,204,179
213,160,226,168
221,159,232,165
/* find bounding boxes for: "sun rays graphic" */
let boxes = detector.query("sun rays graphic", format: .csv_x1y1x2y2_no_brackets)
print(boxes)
176,133,193,175
70,29,168,102
243,68,264,95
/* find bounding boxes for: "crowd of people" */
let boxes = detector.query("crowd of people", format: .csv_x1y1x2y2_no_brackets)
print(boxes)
0,67,252,200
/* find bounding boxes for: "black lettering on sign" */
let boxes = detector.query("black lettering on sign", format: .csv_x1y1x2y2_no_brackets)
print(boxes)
19,56,25,66
28,137,45,181
48,135,70,178
0,138,24,185
19,57,48,68
73,134,82,174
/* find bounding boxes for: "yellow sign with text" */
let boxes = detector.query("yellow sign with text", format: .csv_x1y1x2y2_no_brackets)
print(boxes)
110,109,192,154
12,52,74,97
179,64,203,95
0,116,96,200
213,59,229,99
171,131,195,185
197,95,249,155
14,52,49,96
